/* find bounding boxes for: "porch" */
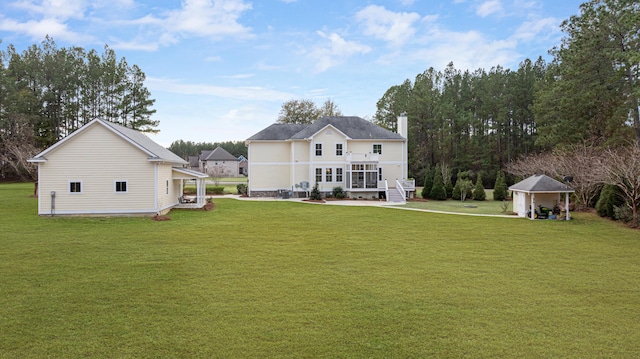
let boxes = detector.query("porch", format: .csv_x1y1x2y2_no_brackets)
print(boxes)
172,167,209,209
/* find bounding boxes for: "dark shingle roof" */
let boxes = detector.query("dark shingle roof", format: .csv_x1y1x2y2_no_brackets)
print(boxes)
202,147,237,161
509,174,575,193
246,123,308,141
246,116,404,141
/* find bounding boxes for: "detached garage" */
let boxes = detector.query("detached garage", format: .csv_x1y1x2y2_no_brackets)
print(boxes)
509,174,575,220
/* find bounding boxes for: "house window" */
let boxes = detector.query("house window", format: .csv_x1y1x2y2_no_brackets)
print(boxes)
115,181,128,193
315,143,323,156
315,168,323,182
336,168,343,182
69,181,82,194
378,167,383,181
325,168,333,182
373,144,382,154
335,143,343,156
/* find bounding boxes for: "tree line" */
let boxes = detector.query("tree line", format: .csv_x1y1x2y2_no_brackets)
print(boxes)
0,36,157,181
168,140,248,159
373,0,639,225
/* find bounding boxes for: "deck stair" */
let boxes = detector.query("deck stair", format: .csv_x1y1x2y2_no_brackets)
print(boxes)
386,187,406,204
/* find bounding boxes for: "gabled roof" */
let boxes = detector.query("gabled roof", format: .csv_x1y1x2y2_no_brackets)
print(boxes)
246,116,404,142
201,146,237,161
246,123,308,141
509,174,575,193
29,119,187,165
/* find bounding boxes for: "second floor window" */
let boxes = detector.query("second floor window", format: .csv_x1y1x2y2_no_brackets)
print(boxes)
315,143,323,156
373,144,382,154
336,143,343,156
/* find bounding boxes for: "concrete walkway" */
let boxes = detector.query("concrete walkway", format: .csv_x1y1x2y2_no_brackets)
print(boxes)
215,194,519,218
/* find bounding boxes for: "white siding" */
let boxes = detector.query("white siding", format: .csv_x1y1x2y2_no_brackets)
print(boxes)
38,123,158,215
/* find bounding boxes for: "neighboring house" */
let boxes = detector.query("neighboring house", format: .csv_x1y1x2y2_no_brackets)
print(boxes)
28,119,209,216
509,174,575,220
238,155,248,176
200,146,240,177
188,155,200,171
245,115,413,202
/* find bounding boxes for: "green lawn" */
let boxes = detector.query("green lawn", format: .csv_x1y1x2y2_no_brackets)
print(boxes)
1,182,639,358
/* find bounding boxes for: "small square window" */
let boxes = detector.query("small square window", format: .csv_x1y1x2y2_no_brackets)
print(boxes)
115,181,128,193
69,181,82,193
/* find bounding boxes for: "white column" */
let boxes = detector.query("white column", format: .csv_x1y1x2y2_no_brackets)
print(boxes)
565,192,570,221
530,193,536,220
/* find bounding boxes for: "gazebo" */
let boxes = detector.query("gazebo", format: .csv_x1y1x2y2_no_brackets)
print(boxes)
509,174,575,220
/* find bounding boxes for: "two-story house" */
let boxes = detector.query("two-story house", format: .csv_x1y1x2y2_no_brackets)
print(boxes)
245,115,413,202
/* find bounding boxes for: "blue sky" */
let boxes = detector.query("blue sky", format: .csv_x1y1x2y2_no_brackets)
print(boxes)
0,0,584,146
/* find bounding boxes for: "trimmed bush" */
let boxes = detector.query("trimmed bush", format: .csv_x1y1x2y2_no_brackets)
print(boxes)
237,183,248,196
332,186,346,199
309,183,322,200
430,169,447,200
493,171,507,201
473,175,486,201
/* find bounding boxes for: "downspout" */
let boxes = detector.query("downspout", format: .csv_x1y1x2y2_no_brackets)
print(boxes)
291,141,295,194
154,163,159,213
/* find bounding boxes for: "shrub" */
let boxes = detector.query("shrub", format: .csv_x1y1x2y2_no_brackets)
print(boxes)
332,186,346,199
309,183,322,200
236,183,248,196
473,175,486,201
596,184,623,219
493,171,507,201
209,186,225,195
445,175,453,198
430,169,447,200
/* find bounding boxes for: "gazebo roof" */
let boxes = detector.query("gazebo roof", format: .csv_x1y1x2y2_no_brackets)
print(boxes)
509,174,575,193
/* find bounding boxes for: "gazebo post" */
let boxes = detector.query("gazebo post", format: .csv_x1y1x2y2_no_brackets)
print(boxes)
530,193,536,220
565,192,570,221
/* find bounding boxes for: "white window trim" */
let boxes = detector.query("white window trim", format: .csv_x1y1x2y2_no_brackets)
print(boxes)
314,142,323,157
315,168,323,182
335,142,344,156
336,167,343,182
69,180,83,194
115,180,129,194
373,143,382,155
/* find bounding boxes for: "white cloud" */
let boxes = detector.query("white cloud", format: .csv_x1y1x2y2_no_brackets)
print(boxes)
355,5,421,47
513,17,561,41
160,0,253,41
0,16,94,42
410,26,520,70
11,0,87,20
476,0,503,17
310,31,371,72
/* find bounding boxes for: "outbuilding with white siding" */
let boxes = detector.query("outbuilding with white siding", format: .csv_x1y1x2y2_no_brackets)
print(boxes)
509,174,575,220
28,119,208,216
